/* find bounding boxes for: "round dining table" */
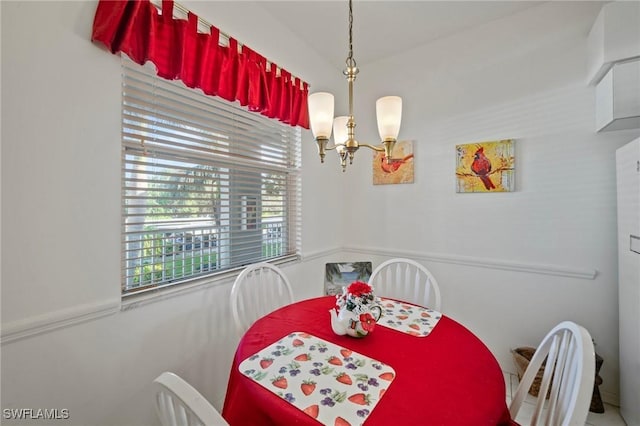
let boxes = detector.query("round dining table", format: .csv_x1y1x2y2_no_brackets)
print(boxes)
222,296,512,426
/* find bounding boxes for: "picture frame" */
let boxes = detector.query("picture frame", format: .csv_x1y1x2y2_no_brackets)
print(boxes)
324,262,372,296
455,139,515,193
373,140,415,185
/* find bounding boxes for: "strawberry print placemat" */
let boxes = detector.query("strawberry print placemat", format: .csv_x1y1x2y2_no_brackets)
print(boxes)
239,332,396,426
377,297,442,337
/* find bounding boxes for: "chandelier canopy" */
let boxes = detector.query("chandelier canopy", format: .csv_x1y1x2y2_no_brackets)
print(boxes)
307,0,403,171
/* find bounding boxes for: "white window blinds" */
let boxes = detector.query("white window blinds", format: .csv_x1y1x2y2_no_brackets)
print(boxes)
121,56,301,296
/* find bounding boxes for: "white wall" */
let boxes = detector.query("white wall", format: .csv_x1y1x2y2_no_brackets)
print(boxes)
0,1,343,425
342,1,640,405
2,1,638,425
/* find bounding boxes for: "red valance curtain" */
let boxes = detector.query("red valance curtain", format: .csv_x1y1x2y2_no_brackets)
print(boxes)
91,0,309,129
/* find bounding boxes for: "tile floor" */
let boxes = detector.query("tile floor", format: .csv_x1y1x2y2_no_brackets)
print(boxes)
503,372,627,426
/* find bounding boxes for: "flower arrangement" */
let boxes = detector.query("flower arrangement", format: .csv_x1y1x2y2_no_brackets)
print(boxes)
335,281,382,333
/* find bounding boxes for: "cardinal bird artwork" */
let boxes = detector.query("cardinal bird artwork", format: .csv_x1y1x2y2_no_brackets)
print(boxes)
373,140,415,185
380,153,414,173
471,147,495,190
455,139,515,193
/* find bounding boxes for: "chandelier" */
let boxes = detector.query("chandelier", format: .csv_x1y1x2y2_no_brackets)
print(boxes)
307,0,403,172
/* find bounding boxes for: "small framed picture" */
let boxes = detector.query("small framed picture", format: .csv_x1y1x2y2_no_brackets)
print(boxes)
456,139,515,193
324,262,372,296
373,140,414,185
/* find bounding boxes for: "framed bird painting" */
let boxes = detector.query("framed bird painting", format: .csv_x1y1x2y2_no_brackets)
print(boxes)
455,139,515,193
373,139,414,185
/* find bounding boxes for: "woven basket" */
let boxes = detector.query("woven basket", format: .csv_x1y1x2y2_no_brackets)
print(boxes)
512,347,549,398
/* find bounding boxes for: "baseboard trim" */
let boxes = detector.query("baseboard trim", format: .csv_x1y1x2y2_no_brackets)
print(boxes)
1,299,120,345
343,245,598,280
601,390,620,408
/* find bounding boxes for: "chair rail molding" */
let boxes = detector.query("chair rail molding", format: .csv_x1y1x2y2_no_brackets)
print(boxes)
0,250,341,345
343,245,598,280
1,246,596,345
1,299,121,345
301,247,343,262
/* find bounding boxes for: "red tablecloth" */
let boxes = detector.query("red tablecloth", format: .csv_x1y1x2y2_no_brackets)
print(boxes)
222,296,512,426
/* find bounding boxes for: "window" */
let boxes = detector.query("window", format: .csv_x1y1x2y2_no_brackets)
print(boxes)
121,56,301,296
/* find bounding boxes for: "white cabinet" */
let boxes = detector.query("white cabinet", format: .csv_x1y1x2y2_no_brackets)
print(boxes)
596,60,640,132
587,1,640,85
616,137,640,426
588,1,640,132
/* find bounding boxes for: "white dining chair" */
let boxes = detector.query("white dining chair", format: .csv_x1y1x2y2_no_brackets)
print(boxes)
509,321,595,426
230,262,294,333
368,258,441,311
152,372,228,426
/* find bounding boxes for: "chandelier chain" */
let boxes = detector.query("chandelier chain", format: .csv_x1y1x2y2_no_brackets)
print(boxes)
346,0,356,69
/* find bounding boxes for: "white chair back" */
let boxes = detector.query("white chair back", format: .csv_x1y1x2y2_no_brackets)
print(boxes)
368,258,441,310
230,262,294,333
152,372,228,426
509,321,595,426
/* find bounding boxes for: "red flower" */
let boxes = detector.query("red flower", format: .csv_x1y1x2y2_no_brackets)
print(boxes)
359,313,376,332
347,281,372,297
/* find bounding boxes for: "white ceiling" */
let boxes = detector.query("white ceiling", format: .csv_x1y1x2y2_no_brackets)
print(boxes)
257,1,547,70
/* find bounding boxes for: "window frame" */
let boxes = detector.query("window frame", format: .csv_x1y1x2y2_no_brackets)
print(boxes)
120,56,302,297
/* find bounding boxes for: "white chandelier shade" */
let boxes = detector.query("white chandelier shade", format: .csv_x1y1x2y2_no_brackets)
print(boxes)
308,92,334,140
376,96,402,141
332,116,349,145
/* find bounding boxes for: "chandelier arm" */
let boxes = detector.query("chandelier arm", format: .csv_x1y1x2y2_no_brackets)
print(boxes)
358,143,385,152
362,141,397,165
